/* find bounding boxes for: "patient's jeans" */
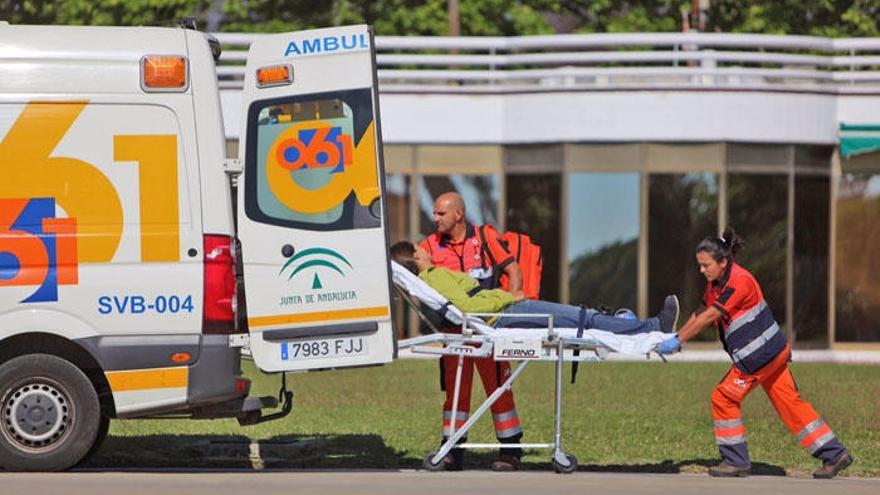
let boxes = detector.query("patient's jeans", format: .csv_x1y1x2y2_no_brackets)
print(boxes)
495,300,659,334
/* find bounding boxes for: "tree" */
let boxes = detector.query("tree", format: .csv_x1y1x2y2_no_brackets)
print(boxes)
708,0,879,36
219,0,556,35
2,0,877,37
1,0,208,26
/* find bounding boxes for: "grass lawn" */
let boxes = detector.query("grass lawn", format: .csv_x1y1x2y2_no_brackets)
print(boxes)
88,359,880,477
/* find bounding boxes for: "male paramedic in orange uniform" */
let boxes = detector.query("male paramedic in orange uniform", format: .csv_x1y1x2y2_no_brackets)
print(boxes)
420,191,525,471
658,228,852,478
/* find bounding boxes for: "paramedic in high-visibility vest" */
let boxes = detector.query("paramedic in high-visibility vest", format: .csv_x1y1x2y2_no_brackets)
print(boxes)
419,191,524,471
658,227,853,479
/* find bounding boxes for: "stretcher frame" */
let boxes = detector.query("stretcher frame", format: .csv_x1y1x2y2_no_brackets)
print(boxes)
399,311,611,474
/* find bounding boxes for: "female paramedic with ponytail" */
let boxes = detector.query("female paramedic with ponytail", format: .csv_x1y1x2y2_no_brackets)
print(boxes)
657,227,852,479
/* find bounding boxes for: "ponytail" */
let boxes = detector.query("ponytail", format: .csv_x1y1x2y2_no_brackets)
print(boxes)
696,226,745,263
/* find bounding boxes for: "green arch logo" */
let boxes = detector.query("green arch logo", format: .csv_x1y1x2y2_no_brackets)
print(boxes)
279,247,352,289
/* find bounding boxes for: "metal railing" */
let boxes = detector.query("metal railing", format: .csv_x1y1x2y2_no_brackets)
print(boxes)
213,32,880,93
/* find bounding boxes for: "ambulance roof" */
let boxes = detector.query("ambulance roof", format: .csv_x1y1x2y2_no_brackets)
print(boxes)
0,24,193,94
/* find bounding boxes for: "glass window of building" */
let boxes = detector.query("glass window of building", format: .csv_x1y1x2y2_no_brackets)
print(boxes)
417,175,500,238
567,173,640,311
835,167,880,342
385,174,410,243
507,174,562,302
793,175,830,348
727,174,788,334
648,173,718,335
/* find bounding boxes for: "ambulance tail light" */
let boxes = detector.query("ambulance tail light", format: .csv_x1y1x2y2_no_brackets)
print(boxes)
256,64,293,88
141,55,189,92
203,234,237,334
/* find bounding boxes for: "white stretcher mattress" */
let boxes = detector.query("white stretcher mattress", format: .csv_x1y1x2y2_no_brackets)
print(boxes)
391,261,674,355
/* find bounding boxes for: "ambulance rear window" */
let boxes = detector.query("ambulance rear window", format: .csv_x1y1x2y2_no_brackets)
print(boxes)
243,88,382,231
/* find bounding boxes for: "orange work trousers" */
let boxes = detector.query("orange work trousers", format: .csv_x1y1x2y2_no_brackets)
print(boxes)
441,355,521,440
712,344,847,467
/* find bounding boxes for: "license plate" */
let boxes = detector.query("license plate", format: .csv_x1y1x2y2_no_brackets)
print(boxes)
280,337,368,361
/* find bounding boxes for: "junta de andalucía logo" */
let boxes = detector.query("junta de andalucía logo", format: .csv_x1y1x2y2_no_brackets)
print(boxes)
278,247,352,290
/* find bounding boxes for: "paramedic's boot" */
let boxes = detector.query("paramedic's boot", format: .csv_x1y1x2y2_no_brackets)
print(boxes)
438,437,464,471
492,433,523,471
813,452,853,479
657,295,680,334
708,462,751,477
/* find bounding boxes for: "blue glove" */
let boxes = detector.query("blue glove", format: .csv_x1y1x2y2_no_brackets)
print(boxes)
658,335,681,354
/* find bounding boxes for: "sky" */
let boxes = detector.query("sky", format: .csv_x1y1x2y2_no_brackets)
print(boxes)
567,173,640,262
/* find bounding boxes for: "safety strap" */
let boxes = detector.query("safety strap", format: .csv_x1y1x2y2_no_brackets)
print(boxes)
571,305,587,384
477,225,502,289
437,301,453,319
477,225,497,267
467,286,483,297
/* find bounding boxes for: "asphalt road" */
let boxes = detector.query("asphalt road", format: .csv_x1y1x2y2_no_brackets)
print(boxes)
1,470,877,495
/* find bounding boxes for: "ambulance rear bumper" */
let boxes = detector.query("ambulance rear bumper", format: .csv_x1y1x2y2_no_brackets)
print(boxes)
78,333,285,420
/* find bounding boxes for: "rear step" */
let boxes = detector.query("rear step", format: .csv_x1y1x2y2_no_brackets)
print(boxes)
237,374,294,426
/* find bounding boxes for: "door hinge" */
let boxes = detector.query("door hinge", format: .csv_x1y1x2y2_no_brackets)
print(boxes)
223,158,243,175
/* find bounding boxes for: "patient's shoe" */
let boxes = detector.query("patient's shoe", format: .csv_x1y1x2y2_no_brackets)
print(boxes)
813,452,853,479
657,295,680,334
708,462,751,477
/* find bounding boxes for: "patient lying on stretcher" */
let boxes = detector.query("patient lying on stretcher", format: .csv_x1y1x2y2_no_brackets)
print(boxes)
391,241,679,334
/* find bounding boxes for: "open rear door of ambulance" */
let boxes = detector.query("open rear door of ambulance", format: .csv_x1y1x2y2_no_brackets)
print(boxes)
236,25,395,373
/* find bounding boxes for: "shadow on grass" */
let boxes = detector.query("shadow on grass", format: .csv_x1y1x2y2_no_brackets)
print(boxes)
79,433,422,471
79,435,786,476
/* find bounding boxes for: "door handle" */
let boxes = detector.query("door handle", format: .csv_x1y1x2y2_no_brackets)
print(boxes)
281,244,295,258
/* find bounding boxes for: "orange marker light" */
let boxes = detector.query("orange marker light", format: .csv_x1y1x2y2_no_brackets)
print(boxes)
142,55,188,91
256,64,293,88
170,352,192,364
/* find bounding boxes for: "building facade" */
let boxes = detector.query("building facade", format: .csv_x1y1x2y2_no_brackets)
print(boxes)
218,32,880,348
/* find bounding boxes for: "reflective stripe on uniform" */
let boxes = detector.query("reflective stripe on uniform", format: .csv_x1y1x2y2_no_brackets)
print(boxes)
442,410,468,435
732,323,780,364
806,431,837,454
716,435,747,446
727,300,768,337
493,409,522,438
714,418,743,429
795,419,826,442
795,419,837,454
714,418,746,446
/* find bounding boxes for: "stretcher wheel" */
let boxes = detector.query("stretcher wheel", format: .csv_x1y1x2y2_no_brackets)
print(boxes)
423,452,447,472
552,453,577,474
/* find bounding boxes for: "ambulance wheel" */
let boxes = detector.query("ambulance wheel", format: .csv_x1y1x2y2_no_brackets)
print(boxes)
0,354,101,471
423,452,447,472
552,453,577,474
77,414,111,467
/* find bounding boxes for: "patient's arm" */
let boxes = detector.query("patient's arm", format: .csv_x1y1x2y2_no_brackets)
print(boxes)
678,305,721,343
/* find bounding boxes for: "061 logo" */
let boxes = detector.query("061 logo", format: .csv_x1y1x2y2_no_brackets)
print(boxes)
0,198,78,303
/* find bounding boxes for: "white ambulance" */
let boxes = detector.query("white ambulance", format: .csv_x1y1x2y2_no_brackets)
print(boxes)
0,23,395,471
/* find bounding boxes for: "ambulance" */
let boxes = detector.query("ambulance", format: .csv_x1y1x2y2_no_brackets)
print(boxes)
0,23,395,471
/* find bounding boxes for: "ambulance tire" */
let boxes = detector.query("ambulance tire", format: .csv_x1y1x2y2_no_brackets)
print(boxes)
552,453,577,474
0,354,101,471
77,414,111,467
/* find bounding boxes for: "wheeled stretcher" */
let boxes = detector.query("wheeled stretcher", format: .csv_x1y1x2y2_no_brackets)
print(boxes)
391,262,672,473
